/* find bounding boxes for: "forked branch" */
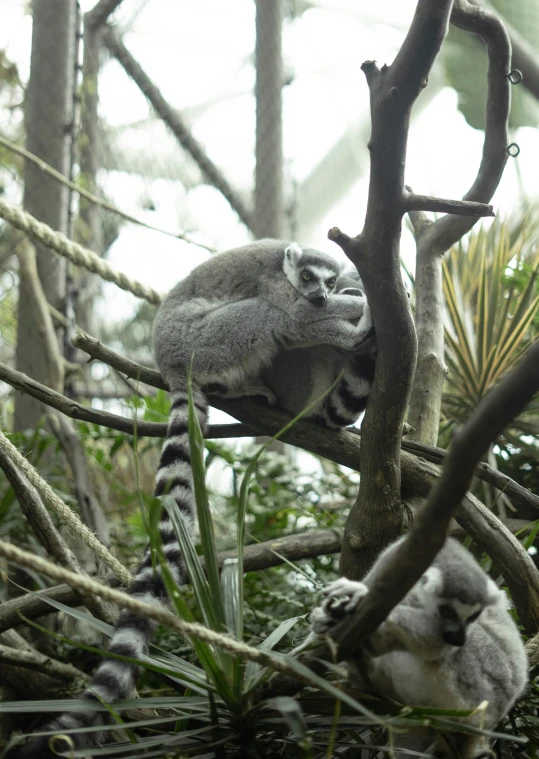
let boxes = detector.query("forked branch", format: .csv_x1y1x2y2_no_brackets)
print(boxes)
314,341,539,660
408,0,512,444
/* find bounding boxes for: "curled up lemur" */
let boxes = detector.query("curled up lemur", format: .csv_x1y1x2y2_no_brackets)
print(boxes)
14,240,375,757
308,537,528,758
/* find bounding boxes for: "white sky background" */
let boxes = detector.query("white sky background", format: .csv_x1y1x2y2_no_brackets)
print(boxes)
1,0,539,437
2,0,538,305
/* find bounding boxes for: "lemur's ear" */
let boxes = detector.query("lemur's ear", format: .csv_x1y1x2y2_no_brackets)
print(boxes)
285,242,302,266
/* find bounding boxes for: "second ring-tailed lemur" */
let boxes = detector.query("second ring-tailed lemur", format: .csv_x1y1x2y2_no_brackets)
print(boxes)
15,240,374,758
262,268,376,428
308,537,528,758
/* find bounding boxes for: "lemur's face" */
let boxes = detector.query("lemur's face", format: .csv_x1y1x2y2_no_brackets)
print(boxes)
283,243,340,306
437,599,484,647
413,565,489,648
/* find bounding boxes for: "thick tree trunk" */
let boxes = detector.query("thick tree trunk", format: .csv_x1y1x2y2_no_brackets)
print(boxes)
254,0,284,239
14,0,76,430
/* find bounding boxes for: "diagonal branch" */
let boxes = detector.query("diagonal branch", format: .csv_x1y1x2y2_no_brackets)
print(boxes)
102,26,255,233
315,341,539,660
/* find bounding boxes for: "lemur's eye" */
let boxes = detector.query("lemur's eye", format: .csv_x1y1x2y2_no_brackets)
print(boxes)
301,271,312,282
327,278,336,289
467,610,482,624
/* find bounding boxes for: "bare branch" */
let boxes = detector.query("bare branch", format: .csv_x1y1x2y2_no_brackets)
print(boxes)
86,0,124,29
407,0,511,445
0,360,256,440
470,0,539,106
0,529,343,634
401,438,539,513
405,193,494,217
315,341,539,659
0,585,85,636
71,333,539,513
329,0,457,578
0,644,88,683
16,236,64,394
0,360,166,437
0,444,116,624
420,0,511,254
102,26,255,233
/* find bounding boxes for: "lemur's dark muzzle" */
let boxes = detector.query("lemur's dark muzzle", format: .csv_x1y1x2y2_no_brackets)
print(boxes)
309,291,327,306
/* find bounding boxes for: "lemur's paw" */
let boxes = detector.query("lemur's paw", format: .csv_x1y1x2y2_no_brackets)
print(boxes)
310,578,368,635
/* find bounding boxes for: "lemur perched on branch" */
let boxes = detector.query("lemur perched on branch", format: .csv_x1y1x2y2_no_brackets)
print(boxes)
14,240,374,757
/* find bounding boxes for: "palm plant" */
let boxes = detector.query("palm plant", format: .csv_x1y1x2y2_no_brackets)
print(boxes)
3,385,532,757
441,217,539,514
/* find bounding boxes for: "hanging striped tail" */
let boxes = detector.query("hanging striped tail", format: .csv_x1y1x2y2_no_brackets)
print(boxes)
13,388,208,758
322,338,376,429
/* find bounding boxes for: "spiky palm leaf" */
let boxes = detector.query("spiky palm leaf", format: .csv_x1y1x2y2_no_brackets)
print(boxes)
442,219,539,444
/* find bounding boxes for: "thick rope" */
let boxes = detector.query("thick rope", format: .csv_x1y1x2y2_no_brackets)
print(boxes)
0,135,215,252
0,539,301,679
0,430,132,586
0,198,162,305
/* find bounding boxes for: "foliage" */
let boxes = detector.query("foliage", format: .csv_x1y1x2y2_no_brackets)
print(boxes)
442,0,539,129
441,218,539,443
1,393,535,757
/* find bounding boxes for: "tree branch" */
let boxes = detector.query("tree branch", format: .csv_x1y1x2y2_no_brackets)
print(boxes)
407,1,511,446
404,193,494,216
0,529,344,634
470,0,539,105
102,26,255,233
0,444,116,624
313,341,539,660
86,0,124,29
327,0,460,578
0,644,88,683
4,340,538,516
0,360,256,440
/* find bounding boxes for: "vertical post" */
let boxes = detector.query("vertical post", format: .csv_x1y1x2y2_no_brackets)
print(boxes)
255,0,284,239
74,15,104,339
15,0,76,430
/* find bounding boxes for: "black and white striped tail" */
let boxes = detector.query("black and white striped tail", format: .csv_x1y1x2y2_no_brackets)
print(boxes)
322,338,376,429
14,389,208,758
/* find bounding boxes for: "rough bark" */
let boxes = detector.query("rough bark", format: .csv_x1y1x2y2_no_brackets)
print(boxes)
14,0,76,431
407,0,511,445
329,0,458,578
255,0,284,238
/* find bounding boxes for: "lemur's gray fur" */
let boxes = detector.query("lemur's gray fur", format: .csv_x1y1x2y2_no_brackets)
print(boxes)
14,240,374,758
262,268,376,428
309,537,528,758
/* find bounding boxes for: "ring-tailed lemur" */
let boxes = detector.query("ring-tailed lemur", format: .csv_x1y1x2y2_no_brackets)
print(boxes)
308,537,528,758
262,268,376,428
14,240,373,758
